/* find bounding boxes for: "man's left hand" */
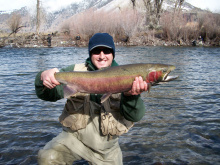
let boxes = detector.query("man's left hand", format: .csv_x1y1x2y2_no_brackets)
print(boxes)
124,76,148,96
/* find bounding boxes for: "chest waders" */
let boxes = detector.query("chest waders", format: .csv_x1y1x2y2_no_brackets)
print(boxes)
59,63,134,138
38,63,133,165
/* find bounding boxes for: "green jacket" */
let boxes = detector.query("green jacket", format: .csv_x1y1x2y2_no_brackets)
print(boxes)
35,58,146,122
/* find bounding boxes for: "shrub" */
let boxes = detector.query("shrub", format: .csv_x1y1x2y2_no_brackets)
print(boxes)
160,11,187,41
198,12,220,41
60,8,142,42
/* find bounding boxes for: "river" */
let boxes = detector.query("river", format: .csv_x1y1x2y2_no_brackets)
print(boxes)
0,46,219,165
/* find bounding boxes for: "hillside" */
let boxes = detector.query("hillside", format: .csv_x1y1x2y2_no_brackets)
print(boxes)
0,0,219,48
0,0,201,33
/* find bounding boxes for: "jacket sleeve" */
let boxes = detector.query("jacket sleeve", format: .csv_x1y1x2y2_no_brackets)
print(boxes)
35,65,75,102
120,94,146,122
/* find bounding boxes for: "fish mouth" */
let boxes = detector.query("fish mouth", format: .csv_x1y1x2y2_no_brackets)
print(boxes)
163,70,170,81
163,70,178,82
162,65,178,82
164,75,179,81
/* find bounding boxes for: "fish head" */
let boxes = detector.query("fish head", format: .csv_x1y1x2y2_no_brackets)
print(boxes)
146,64,176,84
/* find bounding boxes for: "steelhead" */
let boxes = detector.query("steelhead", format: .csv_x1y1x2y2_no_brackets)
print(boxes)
55,63,178,103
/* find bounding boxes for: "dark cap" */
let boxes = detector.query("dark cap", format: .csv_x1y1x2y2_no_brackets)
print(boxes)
88,33,115,58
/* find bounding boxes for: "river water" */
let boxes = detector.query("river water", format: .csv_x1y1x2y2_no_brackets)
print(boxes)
0,46,219,165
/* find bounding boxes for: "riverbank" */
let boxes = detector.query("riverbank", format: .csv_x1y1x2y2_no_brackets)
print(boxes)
0,32,219,48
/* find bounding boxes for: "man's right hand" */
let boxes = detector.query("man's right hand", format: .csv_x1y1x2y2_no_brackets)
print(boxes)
41,68,60,89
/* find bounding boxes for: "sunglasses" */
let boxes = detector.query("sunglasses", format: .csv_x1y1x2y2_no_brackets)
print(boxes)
91,48,113,55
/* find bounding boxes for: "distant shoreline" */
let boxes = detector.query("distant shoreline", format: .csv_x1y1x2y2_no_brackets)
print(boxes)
0,34,219,48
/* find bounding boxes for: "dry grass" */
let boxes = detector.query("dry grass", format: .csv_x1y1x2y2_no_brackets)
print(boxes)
60,8,142,42
160,11,220,43
198,12,220,41
2,8,219,46
60,8,219,45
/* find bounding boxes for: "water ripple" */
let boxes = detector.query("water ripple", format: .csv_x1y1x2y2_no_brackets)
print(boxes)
0,46,220,164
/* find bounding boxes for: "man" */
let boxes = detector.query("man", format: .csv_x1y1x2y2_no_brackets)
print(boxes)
35,33,148,164
47,34,52,47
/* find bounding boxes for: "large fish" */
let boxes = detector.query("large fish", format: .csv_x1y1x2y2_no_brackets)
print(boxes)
55,63,178,103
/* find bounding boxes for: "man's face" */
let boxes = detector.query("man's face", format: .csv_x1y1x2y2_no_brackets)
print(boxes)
91,47,113,69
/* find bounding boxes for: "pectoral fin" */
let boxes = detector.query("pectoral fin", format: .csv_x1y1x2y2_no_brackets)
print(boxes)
101,93,112,103
63,84,77,98
147,83,151,92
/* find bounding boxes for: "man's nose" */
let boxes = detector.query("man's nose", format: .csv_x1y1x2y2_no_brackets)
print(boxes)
99,51,105,58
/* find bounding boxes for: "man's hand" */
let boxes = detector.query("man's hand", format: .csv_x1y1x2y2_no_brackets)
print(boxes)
124,76,148,96
41,68,60,89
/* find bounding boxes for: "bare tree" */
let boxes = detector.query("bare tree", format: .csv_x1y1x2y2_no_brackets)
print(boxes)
154,0,164,19
33,0,47,34
142,0,164,29
131,0,136,9
174,0,184,13
142,0,153,26
36,0,40,34
143,0,153,15
8,13,25,37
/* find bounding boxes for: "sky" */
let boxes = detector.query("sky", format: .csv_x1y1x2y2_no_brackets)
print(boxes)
0,0,82,12
186,0,220,12
0,0,219,13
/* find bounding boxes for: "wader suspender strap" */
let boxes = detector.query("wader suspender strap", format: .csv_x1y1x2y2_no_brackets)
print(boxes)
100,96,134,140
101,100,113,140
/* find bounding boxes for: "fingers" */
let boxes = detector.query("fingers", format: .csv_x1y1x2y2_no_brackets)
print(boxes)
131,77,138,95
130,76,148,95
135,77,142,94
144,81,148,91
43,78,57,89
41,68,60,89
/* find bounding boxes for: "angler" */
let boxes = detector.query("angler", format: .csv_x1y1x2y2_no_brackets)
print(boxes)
35,33,177,165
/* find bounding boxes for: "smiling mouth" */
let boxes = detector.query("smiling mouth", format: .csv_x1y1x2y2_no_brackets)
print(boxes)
97,59,107,62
